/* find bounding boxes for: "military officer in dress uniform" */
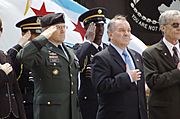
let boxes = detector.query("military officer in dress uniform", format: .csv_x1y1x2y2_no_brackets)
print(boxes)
74,7,108,119
8,16,42,119
16,13,82,119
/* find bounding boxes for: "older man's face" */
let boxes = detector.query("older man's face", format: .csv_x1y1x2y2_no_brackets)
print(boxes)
51,23,66,44
109,20,131,49
161,17,180,44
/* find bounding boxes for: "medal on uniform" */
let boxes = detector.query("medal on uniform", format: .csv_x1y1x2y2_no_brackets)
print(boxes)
52,68,59,75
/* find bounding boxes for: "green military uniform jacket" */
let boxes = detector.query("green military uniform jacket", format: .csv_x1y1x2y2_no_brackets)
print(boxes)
17,36,82,119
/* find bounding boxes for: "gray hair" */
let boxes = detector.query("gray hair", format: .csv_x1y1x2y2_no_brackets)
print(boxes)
107,15,127,33
159,10,180,25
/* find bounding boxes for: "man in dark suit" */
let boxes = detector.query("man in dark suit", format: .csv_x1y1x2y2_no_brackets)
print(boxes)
74,7,108,119
142,10,180,119
8,16,42,119
16,13,82,119
0,17,26,119
92,15,148,119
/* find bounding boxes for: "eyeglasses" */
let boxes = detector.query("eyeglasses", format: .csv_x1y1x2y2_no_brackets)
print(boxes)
169,23,180,28
56,25,68,29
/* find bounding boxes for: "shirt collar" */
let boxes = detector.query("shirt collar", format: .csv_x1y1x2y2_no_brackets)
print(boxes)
84,38,103,49
163,37,180,56
110,43,124,55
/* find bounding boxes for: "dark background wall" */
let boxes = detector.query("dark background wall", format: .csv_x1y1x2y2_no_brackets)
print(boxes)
74,0,179,45
81,0,127,19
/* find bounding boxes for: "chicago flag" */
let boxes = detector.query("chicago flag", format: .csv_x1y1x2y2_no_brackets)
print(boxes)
0,0,147,53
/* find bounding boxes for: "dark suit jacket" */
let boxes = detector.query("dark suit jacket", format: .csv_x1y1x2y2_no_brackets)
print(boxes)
142,40,180,119
0,51,26,119
92,44,148,119
75,42,107,119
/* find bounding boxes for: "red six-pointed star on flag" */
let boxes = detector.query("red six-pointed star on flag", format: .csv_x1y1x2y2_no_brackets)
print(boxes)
72,21,86,41
31,2,54,16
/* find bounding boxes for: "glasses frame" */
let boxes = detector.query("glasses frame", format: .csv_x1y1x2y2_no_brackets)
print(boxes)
166,22,180,28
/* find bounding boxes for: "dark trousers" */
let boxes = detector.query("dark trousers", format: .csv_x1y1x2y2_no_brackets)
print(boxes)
79,99,98,119
6,113,19,119
24,103,33,119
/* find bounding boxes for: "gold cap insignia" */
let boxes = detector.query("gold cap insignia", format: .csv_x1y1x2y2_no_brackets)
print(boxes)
36,18,41,24
98,9,102,14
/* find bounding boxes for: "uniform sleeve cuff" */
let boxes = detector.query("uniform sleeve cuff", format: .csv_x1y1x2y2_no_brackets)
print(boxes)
32,35,48,50
11,44,23,53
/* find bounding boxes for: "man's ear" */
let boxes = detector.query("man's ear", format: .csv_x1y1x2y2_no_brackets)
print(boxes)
160,25,165,32
159,25,166,35
0,28,2,37
108,31,112,38
0,27,3,32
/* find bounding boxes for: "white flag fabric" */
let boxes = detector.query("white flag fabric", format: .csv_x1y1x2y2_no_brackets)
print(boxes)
0,0,147,53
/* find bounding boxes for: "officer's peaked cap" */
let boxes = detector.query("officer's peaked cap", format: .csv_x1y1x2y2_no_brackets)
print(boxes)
79,7,107,26
16,16,42,34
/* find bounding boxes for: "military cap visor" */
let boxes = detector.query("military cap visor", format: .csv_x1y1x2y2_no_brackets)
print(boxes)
16,16,42,34
21,29,42,34
79,7,107,26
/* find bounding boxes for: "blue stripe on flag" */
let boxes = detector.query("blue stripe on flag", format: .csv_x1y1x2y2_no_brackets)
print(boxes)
52,0,88,14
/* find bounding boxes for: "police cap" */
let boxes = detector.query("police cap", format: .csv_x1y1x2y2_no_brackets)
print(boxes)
16,16,42,34
40,13,65,27
79,7,107,26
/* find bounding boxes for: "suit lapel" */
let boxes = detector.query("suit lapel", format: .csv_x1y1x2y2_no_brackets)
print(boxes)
102,43,108,49
62,43,75,64
128,49,141,69
108,45,126,71
157,40,176,67
127,49,141,86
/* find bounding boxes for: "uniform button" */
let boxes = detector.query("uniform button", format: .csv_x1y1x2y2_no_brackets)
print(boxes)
71,82,74,85
23,101,26,103
70,74,73,77
71,91,74,94
48,101,51,105
84,96,87,100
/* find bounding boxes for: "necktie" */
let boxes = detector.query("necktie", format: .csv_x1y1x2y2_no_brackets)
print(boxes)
98,46,102,51
172,47,179,65
58,45,69,60
122,50,135,70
